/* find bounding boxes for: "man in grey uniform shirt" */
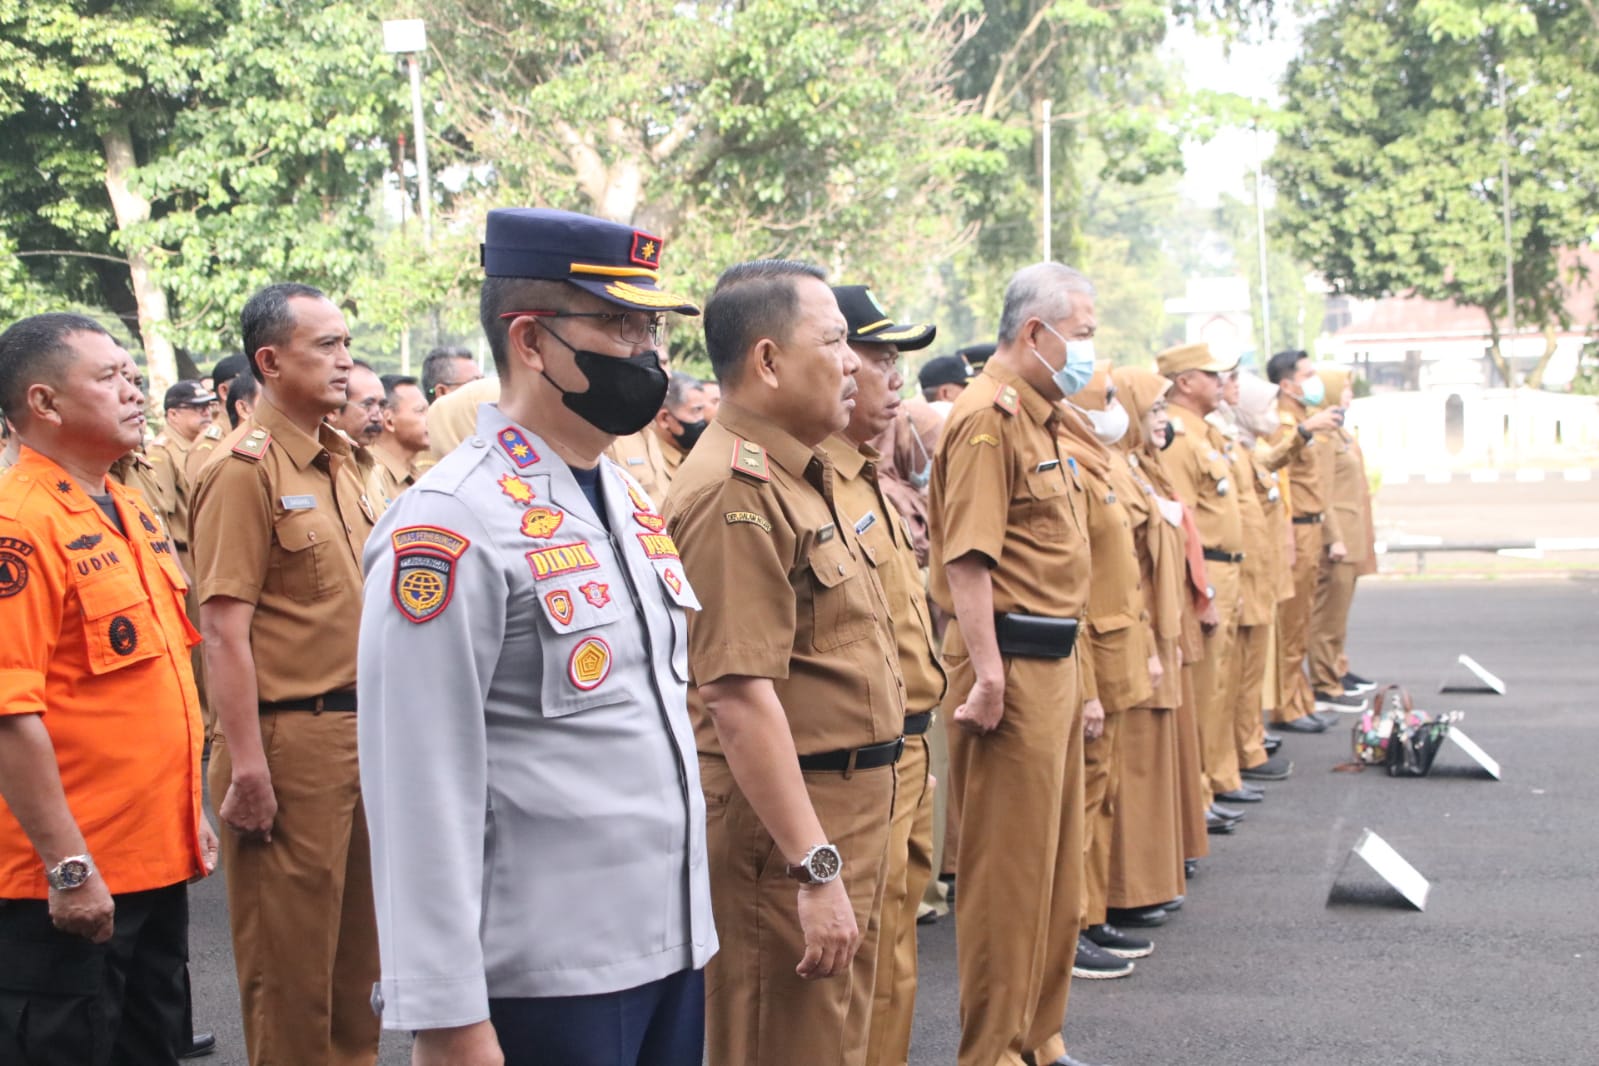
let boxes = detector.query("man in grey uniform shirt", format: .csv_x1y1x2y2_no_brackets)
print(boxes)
358,207,716,1066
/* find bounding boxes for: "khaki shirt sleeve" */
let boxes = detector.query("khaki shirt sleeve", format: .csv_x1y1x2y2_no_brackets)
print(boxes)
937,406,1015,566
668,478,799,686
1257,421,1306,472
1163,436,1205,511
192,455,274,605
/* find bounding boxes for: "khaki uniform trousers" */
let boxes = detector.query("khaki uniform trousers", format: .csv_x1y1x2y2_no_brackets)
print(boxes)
209,712,379,1066
699,756,894,1066
1229,623,1272,771
1193,560,1242,802
1173,664,1209,862
1274,522,1322,722
1309,560,1359,693
944,653,1084,1066
865,731,935,1066
1107,706,1184,910
1080,711,1124,928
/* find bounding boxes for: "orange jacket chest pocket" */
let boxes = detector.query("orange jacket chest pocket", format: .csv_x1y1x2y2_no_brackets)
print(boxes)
75,571,163,674
267,510,339,602
804,538,873,653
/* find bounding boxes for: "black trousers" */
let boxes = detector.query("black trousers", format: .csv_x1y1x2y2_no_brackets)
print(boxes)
0,882,188,1066
489,967,704,1066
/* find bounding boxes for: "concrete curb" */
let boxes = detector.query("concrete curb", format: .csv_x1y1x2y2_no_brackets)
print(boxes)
1383,467,1595,484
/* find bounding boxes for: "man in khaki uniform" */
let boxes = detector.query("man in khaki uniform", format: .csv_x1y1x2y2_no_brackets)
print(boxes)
1159,342,1255,813
1060,369,1158,972
1261,349,1348,730
1308,368,1374,699
664,261,903,1066
148,380,215,567
606,370,706,504
424,375,500,464
820,283,943,1066
929,262,1100,1066
191,282,380,1066
367,373,429,508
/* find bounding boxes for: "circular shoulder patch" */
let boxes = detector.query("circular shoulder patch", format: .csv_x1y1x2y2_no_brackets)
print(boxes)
108,616,138,656
0,550,28,599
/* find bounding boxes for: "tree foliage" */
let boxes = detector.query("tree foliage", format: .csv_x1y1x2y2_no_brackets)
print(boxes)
1270,0,1599,385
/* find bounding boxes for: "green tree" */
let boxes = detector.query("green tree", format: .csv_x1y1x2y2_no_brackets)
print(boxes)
1270,0,1599,387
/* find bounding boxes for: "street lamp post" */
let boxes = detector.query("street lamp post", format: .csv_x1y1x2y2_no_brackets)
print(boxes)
383,18,433,374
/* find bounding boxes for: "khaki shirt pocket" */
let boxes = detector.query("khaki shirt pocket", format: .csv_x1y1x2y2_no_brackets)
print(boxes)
1022,465,1071,537
805,539,872,652
266,510,340,603
76,572,163,674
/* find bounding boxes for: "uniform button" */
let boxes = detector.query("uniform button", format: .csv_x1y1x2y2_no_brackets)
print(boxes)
471,437,487,448
837,564,845,575
308,530,317,541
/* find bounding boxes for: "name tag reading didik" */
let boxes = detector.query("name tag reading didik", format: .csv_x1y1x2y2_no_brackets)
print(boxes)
280,494,316,511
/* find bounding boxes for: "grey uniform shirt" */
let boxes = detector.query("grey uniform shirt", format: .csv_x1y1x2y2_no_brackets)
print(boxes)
358,403,716,1030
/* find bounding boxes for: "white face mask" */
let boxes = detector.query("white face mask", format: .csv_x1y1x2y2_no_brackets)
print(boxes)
1085,397,1129,445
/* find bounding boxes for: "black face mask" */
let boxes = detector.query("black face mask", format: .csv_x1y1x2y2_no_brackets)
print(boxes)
670,417,708,452
540,331,669,436
1160,422,1176,450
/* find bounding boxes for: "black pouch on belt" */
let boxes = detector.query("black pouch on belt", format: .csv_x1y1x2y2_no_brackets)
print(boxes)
993,613,1079,659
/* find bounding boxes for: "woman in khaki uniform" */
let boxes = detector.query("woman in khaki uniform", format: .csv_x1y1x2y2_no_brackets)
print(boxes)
1308,368,1375,696
1107,366,1203,900
1058,371,1157,965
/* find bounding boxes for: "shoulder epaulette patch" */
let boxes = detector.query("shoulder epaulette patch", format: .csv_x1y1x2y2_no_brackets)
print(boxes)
203,423,224,441
993,385,1019,416
731,438,770,482
232,428,271,461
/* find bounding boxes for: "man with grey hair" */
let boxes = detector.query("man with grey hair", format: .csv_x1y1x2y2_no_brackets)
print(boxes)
420,345,482,404
928,262,1107,1066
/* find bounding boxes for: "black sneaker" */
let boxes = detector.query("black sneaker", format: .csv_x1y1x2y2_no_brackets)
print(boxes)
1263,731,1283,755
1184,858,1199,879
1277,715,1329,734
1241,753,1294,781
1342,671,1377,694
1314,690,1366,713
1084,923,1154,959
1073,934,1136,978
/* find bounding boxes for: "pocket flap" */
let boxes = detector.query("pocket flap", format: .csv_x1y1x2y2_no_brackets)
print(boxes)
274,511,336,553
76,573,148,620
806,540,856,589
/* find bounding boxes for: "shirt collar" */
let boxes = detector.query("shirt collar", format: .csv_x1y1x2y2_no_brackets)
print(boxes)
981,362,1058,426
818,433,872,480
714,399,823,480
253,396,351,470
372,442,415,482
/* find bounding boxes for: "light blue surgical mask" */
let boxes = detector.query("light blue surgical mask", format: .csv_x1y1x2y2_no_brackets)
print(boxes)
1299,374,1326,408
1033,323,1096,398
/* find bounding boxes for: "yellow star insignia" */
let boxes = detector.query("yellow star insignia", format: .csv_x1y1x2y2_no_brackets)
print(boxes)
511,443,530,459
641,240,657,259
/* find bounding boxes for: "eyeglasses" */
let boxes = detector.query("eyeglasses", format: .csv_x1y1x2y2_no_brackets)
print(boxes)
500,310,666,346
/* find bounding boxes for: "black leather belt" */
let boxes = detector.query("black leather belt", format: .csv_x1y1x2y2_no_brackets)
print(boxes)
994,612,1079,659
260,690,357,714
1203,548,1244,564
1292,513,1324,525
172,540,189,553
903,710,934,736
797,737,903,773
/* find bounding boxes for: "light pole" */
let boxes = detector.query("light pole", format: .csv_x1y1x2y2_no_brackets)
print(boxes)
1253,118,1273,360
1041,99,1053,262
383,18,433,374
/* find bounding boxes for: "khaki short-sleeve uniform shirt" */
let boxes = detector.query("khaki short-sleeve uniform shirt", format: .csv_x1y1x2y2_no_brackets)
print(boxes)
1164,407,1243,555
928,364,1089,620
819,434,946,717
663,401,904,757
190,396,376,702
1272,394,1342,545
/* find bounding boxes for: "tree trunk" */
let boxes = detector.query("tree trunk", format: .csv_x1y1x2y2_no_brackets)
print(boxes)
1525,323,1561,390
1482,310,1513,387
101,122,178,398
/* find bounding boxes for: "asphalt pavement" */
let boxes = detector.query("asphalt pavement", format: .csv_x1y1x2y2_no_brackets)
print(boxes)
186,576,1599,1065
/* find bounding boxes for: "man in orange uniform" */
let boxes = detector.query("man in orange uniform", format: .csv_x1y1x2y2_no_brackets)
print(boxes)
0,313,215,1065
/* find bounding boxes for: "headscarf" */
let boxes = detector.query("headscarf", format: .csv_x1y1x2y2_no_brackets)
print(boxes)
1233,370,1280,439
1313,366,1350,411
1054,365,1113,479
1110,365,1177,498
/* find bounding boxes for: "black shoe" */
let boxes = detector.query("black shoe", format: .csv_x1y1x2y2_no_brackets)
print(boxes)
1073,934,1135,978
1210,802,1246,821
938,873,955,905
180,1032,217,1059
1310,710,1345,727
1315,690,1366,712
1342,671,1377,694
1084,922,1153,959
1162,894,1185,912
1206,810,1238,834
1184,858,1199,879
916,906,939,926
1277,715,1329,734
1107,904,1169,928
1263,731,1283,755
1241,753,1294,781
1215,785,1265,804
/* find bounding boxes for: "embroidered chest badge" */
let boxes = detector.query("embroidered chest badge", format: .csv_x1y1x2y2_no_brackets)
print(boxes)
526,541,600,580
498,473,536,505
636,532,680,559
520,507,565,539
633,511,666,533
568,637,613,690
578,580,611,609
663,568,683,595
544,589,576,626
